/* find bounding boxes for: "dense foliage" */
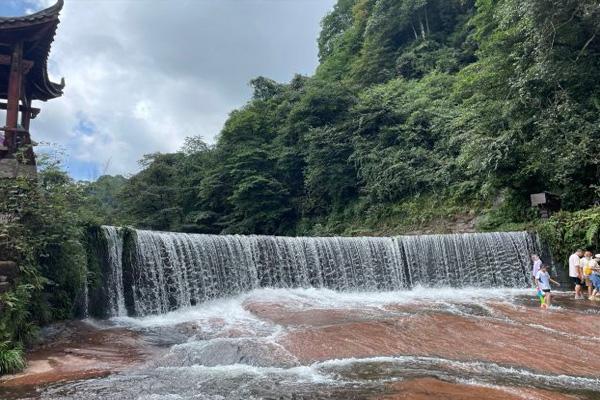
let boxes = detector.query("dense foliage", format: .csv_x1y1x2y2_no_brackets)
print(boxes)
538,207,600,267
91,0,599,235
0,160,93,373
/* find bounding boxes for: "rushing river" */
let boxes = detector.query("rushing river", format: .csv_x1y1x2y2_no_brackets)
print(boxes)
2,229,600,399
2,287,600,399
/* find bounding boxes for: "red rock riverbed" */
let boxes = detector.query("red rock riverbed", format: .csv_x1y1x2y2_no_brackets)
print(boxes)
1,288,599,399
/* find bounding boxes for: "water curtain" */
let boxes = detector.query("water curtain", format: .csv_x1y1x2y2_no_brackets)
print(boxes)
99,227,538,316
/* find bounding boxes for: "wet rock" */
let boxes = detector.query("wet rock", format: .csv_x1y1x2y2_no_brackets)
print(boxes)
157,338,299,368
376,377,573,400
278,303,600,377
0,320,163,388
2,290,600,399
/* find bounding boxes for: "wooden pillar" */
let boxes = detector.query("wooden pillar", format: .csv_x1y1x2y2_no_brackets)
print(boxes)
5,41,23,154
20,98,35,165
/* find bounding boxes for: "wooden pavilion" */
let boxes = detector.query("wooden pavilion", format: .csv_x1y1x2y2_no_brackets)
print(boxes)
0,0,64,178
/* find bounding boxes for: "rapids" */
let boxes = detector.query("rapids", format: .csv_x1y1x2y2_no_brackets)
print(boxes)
2,229,599,399
2,288,600,399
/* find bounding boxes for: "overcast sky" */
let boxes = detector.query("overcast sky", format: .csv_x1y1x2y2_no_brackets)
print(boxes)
0,0,335,180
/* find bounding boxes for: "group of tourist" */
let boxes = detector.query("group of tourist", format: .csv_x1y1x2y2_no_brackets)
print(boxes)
568,249,600,300
531,250,600,307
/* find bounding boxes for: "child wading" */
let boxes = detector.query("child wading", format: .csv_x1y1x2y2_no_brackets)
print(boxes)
535,264,560,308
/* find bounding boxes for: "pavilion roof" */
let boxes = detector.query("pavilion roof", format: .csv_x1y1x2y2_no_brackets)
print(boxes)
0,0,64,101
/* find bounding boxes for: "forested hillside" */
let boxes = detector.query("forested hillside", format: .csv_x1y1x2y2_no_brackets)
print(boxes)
92,0,600,235
2,0,599,375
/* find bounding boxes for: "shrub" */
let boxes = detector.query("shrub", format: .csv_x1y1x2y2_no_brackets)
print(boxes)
0,341,25,375
537,207,600,267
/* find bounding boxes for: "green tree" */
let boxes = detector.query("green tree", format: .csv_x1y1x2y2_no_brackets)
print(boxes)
0,161,90,373
98,0,600,235
118,153,186,230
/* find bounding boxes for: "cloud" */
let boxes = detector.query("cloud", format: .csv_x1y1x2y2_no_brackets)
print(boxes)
24,0,335,180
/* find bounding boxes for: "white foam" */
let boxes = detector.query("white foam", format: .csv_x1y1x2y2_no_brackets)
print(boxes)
145,354,600,391
111,292,258,328
246,286,530,308
314,355,600,390
109,287,531,329
158,363,336,384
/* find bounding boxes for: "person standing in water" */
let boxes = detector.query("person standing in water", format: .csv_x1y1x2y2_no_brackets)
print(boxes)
531,254,542,286
580,251,596,298
569,249,584,299
590,254,600,300
535,264,560,308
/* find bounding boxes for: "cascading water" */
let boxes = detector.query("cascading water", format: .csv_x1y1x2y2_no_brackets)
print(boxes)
400,232,535,287
129,232,408,316
101,225,126,317
12,229,598,400
98,228,539,317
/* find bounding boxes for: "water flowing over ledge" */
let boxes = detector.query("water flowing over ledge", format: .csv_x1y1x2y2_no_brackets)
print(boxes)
93,227,540,317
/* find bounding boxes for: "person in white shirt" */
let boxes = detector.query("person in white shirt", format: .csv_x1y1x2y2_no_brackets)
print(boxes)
568,249,584,299
535,264,560,307
531,254,542,285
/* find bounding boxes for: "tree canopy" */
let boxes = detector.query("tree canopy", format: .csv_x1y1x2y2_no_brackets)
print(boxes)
88,0,600,235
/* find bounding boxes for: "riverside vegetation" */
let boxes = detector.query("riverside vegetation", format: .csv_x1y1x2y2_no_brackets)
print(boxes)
1,0,600,374
0,161,90,374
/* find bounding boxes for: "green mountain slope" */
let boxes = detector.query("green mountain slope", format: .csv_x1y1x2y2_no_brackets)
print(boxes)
98,0,600,235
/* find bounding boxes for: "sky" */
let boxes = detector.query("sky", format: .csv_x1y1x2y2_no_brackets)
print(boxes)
0,0,336,180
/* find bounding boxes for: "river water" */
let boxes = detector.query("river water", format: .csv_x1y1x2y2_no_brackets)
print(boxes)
2,287,600,399
1,229,599,399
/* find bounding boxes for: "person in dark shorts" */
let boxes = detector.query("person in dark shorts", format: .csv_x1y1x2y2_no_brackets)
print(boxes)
535,264,560,308
568,249,584,299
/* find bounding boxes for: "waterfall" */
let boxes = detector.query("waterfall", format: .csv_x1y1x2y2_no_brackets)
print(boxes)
99,228,538,317
400,232,534,288
101,225,126,317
